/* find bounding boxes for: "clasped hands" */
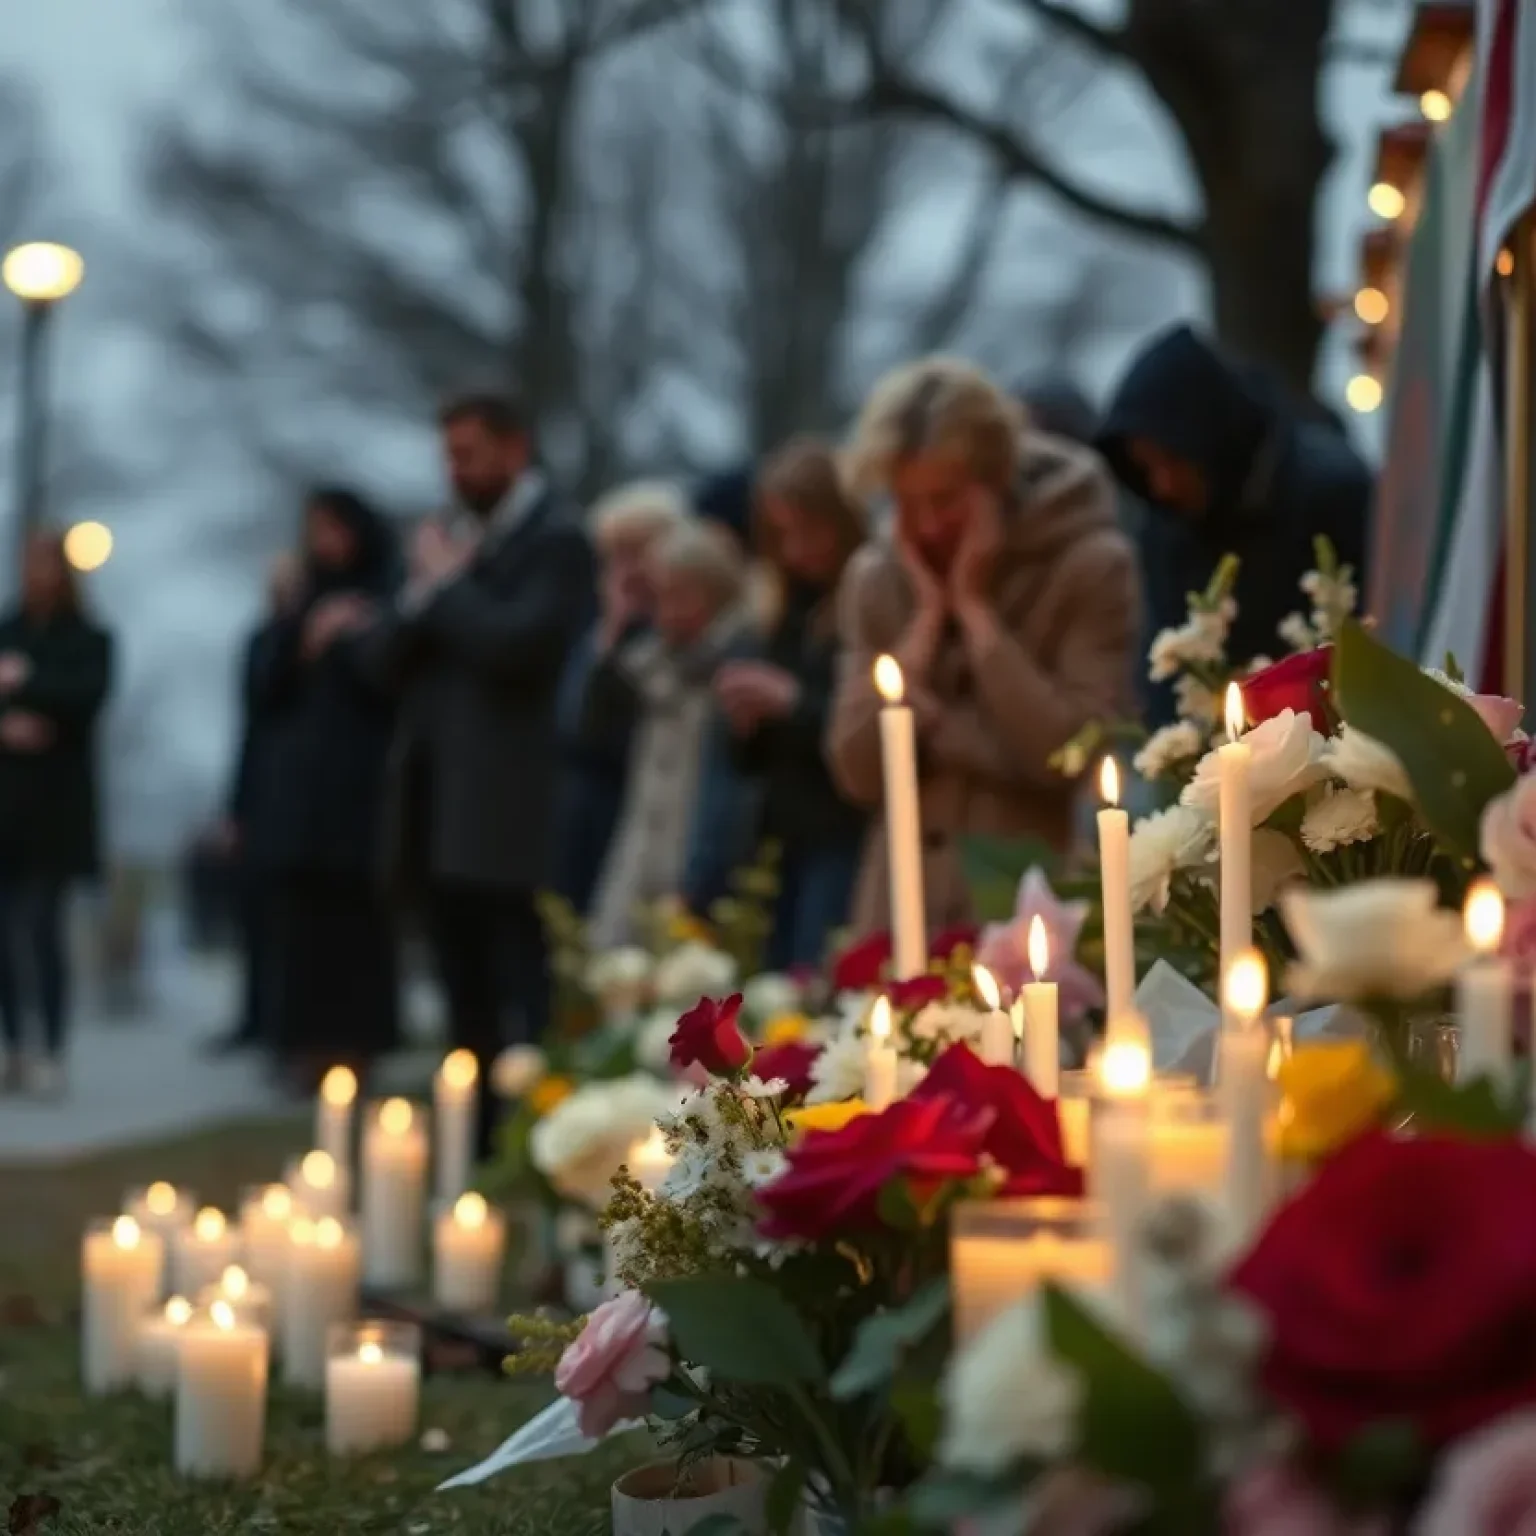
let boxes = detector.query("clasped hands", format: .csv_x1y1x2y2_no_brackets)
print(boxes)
715,660,800,735
303,592,378,659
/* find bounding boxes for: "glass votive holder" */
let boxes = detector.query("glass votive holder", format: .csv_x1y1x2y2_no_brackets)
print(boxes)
1149,1088,1228,1198
325,1320,422,1455
949,1196,1109,1346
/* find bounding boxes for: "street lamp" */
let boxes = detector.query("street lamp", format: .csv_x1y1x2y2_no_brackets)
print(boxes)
3,241,84,567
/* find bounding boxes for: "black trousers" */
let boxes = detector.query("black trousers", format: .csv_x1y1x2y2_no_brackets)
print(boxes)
0,873,67,1057
424,882,549,1161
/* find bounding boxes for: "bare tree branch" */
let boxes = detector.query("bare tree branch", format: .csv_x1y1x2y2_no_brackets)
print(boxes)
1006,0,1129,60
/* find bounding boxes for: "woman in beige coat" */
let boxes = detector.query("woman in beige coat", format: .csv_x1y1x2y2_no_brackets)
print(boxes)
827,357,1140,937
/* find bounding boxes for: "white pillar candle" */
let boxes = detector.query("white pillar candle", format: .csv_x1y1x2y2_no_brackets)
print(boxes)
82,1216,165,1394
124,1182,194,1270
972,965,1013,1068
434,1048,480,1206
175,1299,268,1480
281,1215,361,1390
361,1099,429,1290
135,1294,193,1399
1096,758,1135,1023
1219,950,1274,1248
240,1184,299,1291
325,1321,421,1455
171,1208,240,1300
316,1066,358,1177
432,1193,507,1314
198,1264,273,1333
874,655,927,979
626,1126,674,1194
863,996,898,1110
1090,1023,1152,1335
1021,915,1060,1099
1218,684,1253,988
1460,879,1513,1083
286,1149,350,1219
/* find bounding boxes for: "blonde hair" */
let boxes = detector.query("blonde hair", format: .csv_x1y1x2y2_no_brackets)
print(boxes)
588,479,691,557
650,519,747,613
843,356,1026,497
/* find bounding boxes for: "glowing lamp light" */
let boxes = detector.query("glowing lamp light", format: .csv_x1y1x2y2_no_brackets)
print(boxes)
1028,915,1050,981
1465,879,1506,957
454,1192,488,1230
112,1215,141,1250
441,1048,478,1089
1354,287,1390,326
1420,89,1452,123
1222,949,1269,1024
379,1098,413,1136
63,521,112,573
873,654,904,705
193,1208,226,1242
2,242,84,302
321,1065,358,1106
1368,181,1407,221
1099,755,1120,808
869,995,892,1044
1346,374,1384,414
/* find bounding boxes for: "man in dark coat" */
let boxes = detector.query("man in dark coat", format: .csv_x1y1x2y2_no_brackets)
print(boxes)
361,392,593,1156
1096,325,1373,726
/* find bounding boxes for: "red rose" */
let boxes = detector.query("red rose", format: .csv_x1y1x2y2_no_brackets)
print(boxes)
1242,648,1334,732
931,924,980,961
833,931,892,992
750,1041,819,1102
887,974,949,1012
912,1045,1083,1199
1229,1131,1536,1451
757,1095,990,1241
669,993,752,1077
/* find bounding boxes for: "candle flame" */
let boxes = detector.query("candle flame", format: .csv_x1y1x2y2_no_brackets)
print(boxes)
112,1215,141,1250
165,1296,193,1326
315,1216,345,1250
145,1181,177,1216
221,1265,250,1299
289,1216,317,1247
972,963,1001,1011
1010,996,1024,1040
441,1047,479,1089
873,654,904,705
869,995,892,1044
320,1065,358,1107
301,1149,336,1189
359,1341,384,1366
1098,755,1120,807
379,1098,414,1135
454,1192,489,1229
1465,878,1505,956
1222,949,1269,1023
1027,915,1050,980
210,1299,236,1332
1099,1038,1151,1098
193,1207,226,1242
261,1185,292,1220
1225,682,1247,744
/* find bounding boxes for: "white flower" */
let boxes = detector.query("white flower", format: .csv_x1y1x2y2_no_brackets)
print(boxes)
634,1008,682,1077
584,946,654,1016
1128,805,1215,915
1281,879,1468,1002
1323,725,1413,802
660,1143,716,1202
909,1003,985,1049
1133,721,1206,781
741,972,802,1024
740,1076,789,1100
741,1149,786,1189
806,1031,867,1105
1300,787,1379,854
1147,608,1230,683
1173,675,1219,725
529,1074,686,1209
653,942,738,1005
1182,709,1327,824
1249,828,1306,915
939,1302,1083,1475
1277,612,1316,651
490,1043,546,1098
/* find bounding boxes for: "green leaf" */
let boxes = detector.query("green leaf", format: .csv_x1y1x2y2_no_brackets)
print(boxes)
1042,1285,1204,1499
830,1278,951,1400
906,1469,1026,1530
647,1276,826,1387
1392,1063,1527,1137
890,1380,942,1463
765,1460,807,1536
957,836,1059,923
1331,1419,1425,1508
1333,619,1515,864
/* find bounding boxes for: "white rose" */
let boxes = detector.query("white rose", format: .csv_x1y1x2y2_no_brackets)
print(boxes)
583,946,654,1017
1128,805,1215,915
490,1043,546,1098
1281,879,1467,1002
741,972,802,1025
1322,725,1412,802
529,1074,684,1208
1132,721,1206,782
634,1008,681,1077
1181,709,1327,824
1300,786,1379,855
806,1031,868,1105
653,942,739,1005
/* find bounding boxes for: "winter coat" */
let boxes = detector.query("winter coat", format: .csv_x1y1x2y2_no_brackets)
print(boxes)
827,432,1139,937
0,608,112,878
1096,324,1373,727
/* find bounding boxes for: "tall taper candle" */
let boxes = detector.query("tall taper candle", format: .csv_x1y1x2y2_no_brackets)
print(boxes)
1220,949,1273,1247
1021,915,1060,1098
874,655,927,979
1218,684,1253,992
1096,757,1135,1022
316,1066,358,1176
434,1049,479,1206
1460,879,1512,1084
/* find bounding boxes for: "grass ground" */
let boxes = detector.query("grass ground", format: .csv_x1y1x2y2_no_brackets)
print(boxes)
0,1121,637,1535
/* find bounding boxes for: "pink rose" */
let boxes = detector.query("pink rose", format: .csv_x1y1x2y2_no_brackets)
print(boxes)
1469,692,1526,745
1416,1411,1536,1536
1481,777,1536,900
554,1290,669,1438
1225,1461,1387,1536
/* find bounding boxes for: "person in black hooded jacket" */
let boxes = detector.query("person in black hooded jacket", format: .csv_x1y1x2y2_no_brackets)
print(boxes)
256,488,401,1088
1096,325,1372,726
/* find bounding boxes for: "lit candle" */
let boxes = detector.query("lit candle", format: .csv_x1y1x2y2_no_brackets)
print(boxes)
1219,684,1253,986
863,996,898,1111
434,1048,480,1206
325,1321,421,1455
287,1149,349,1218
1091,1023,1152,1333
239,1184,298,1291
1220,950,1273,1247
281,1215,361,1390
1021,916,1059,1098
1096,758,1135,1022
136,1294,193,1400
82,1215,165,1393
1150,1089,1228,1198
198,1264,273,1333
626,1126,674,1194
171,1207,240,1299
175,1299,269,1479
874,655,927,979
361,1098,429,1290
432,1192,507,1314
124,1181,194,1260
1460,879,1512,1084
950,1197,1111,1346
316,1066,358,1177
972,964,1013,1068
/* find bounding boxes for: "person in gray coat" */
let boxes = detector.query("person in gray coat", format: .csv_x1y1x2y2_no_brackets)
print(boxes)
357,391,593,1156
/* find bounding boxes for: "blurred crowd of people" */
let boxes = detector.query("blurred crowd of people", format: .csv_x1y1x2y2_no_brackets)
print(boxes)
0,326,1371,1122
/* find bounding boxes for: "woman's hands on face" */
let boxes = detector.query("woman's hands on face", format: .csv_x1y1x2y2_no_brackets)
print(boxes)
947,486,1004,615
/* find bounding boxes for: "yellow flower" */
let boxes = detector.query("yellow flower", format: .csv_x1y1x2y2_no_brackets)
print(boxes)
667,911,714,946
528,1075,575,1117
785,1100,870,1138
1275,1041,1395,1162
762,1012,812,1047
